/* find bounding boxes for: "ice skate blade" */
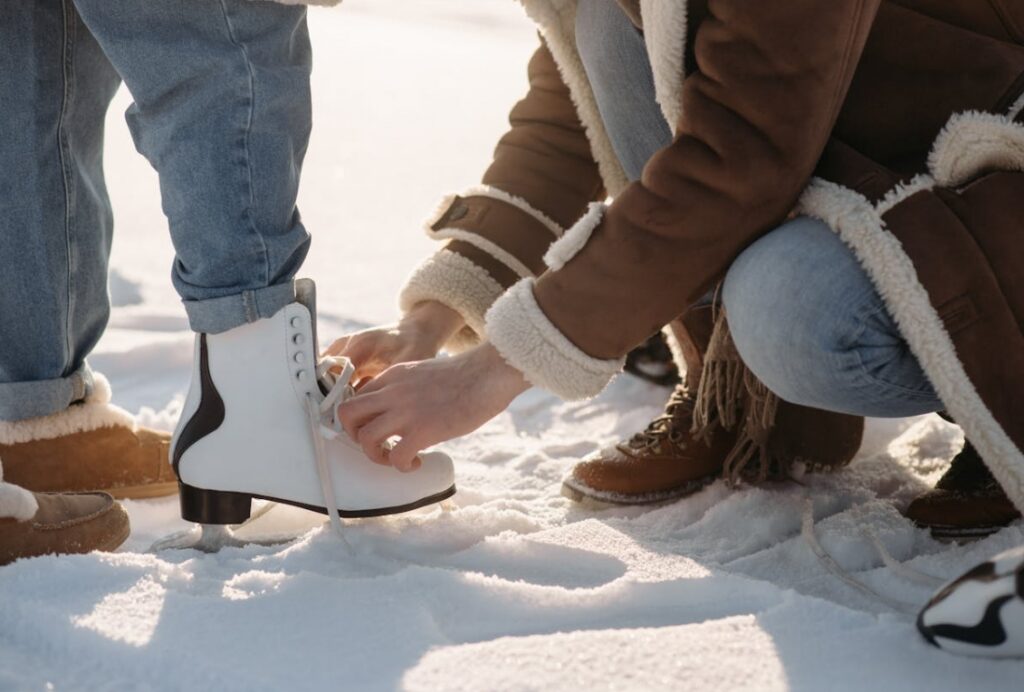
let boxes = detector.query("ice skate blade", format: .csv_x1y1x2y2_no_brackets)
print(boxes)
149,525,295,553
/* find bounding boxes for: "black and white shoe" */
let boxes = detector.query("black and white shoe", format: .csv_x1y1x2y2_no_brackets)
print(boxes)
918,545,1024,658
161,279,456,551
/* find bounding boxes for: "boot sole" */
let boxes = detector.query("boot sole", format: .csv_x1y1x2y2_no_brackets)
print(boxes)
560,476,712,508
917,523,1009,542
180,482,457,525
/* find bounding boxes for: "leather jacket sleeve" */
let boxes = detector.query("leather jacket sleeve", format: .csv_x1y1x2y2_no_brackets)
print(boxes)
530,0,881,362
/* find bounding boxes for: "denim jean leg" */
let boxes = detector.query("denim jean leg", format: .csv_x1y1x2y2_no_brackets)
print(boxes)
575,0,673,182
72,0,313,334
723,217,944,418
0,1,121,421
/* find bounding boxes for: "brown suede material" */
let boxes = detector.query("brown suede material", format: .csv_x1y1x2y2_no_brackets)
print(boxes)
837,2,1024,176
453,1,1024,365
0,492,130,566
814,139,903,205
767,404,864,472
428,1,1024,368
883,180,1024,478
433,194,559,278
536,0,883,359
438,41,605,285
671,306,715,394
0,426,175,499
480,41,605,230
905,441,1022,531
446,240,521,290
893,0,1024,41
905,489,1021,531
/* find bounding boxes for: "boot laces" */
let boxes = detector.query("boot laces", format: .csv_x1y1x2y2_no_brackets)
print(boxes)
303,355,357,543
629,386,694,451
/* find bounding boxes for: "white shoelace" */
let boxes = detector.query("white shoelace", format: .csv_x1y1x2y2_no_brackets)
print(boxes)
304,356,357,543
800,498,944,615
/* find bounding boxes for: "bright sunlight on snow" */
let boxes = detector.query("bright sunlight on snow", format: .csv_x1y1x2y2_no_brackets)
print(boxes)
1,2,1022,690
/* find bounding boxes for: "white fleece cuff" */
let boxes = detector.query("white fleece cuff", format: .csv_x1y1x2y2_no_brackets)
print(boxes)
486,279,624,400
399,249,506,353
928,111,1024,188
0,373,136,445
543,202,605,271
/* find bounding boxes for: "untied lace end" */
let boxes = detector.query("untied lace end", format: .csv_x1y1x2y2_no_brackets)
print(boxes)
306,356,357,547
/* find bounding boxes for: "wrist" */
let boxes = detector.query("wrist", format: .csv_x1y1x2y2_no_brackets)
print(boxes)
476,342,529,398
403,301,465,348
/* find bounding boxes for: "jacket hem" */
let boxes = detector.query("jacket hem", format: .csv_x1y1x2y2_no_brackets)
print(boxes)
798,177,1024,513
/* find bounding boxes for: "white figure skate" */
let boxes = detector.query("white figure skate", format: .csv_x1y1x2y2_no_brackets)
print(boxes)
154,279,456,552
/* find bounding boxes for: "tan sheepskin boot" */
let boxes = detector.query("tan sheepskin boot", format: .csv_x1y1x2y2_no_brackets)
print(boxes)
0,461,130,565
0,374,175,499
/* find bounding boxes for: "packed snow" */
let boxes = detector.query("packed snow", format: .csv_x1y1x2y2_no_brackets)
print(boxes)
1,2,1022,689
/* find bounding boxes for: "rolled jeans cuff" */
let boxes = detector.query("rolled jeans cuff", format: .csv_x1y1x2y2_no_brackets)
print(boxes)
183,282,297,335
0,365,94,422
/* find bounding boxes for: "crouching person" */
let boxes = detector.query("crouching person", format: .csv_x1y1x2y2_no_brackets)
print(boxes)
331,0,1024,537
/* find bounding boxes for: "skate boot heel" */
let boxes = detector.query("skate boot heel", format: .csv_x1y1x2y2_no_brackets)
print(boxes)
179,483,252,525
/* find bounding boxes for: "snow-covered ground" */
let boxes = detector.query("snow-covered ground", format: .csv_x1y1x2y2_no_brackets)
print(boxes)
1,2,1023,689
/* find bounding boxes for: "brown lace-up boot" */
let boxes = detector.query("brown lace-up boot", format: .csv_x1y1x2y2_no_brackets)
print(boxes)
563,308,864,506
562,382,740,504
905,441,1021,539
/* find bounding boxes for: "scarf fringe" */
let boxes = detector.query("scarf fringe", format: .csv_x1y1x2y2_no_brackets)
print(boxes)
691,306,784,485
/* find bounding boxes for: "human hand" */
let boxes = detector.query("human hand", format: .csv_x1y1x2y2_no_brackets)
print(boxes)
336,343,530,471
324,301,464,384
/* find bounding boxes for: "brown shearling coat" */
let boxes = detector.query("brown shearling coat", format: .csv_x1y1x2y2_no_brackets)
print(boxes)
400,0,1024,511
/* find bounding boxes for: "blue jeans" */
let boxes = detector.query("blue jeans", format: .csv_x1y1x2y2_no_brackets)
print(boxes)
0,0,311,420
576,0,944,418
